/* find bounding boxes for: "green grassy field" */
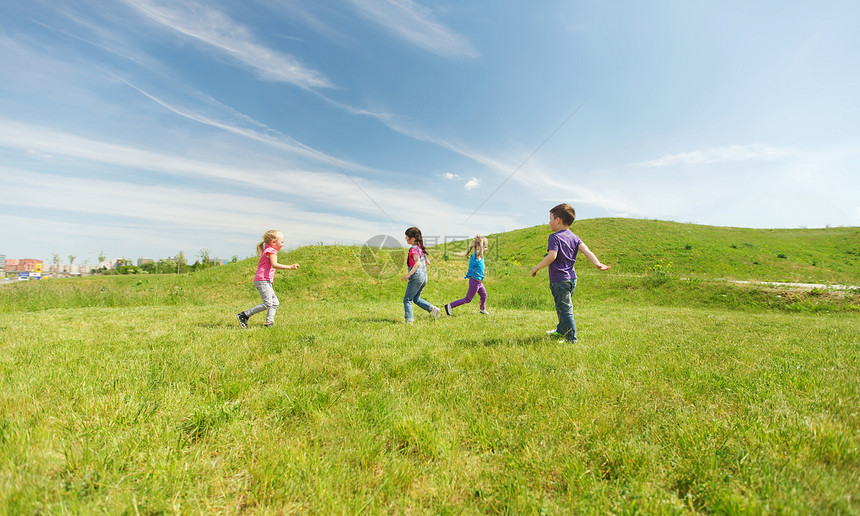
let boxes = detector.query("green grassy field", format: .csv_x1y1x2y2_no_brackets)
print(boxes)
1,219,858,514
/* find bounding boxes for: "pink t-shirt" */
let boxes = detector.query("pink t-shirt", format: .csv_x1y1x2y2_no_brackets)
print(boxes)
254,245,278,282
407,245,425,268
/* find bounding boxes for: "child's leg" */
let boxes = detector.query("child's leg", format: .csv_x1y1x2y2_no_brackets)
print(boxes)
476,281,488,311
549,280,577,342
412,281,435,313
449,279,480,309
403,281,419,322
246,282,268,317
265,291,280,325
248,281,278,324
404,274,429,321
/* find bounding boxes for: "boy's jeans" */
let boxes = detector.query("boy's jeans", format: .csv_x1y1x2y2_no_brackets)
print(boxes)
403,268,433,322
550,279,577,342
247,280,279,325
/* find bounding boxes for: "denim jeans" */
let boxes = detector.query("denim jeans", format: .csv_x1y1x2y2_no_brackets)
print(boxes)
247,280,279,325
550,279,577,342
403,268,433,322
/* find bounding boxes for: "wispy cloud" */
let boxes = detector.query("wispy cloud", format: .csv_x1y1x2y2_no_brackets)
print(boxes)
634,144,793,168
346,0,479,58
1,168,372,241
444,172,460,180
0,120,516,232
119,79,377,173
121,0,333,89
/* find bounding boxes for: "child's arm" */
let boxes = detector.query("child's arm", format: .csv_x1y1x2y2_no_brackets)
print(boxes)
269,253,299,271
531,250,557,277
401,261,421,281
579,243,610,271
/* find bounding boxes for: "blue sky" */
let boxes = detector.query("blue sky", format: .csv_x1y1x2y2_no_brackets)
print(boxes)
2,0,858,264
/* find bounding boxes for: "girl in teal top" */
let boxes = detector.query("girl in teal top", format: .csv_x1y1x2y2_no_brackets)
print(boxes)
444,235,489,316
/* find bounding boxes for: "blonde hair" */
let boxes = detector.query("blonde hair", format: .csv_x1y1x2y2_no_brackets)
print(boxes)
465,234,488,259
256,230,283,255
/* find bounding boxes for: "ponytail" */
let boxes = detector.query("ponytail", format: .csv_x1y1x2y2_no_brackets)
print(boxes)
405,227,427,263
465,234,487,259
257,230,283,255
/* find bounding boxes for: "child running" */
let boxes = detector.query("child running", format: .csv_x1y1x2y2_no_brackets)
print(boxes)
237,230,299,328
444,234,489,316
401,226,441,323
531,204,610,343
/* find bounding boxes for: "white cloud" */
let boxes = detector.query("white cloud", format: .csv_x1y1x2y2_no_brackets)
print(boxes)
444,171,460,180
121,0,332,89
0,121,522,245
120,80,377,174
633,144,794,168
346,0,479,58
464,177,480,190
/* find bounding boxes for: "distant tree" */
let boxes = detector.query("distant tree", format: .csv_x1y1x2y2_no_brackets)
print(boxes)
52,253,60,277
160,259,176,274
68,255,76,273
176,251,186,274
198,248,212,269
98,250,107,267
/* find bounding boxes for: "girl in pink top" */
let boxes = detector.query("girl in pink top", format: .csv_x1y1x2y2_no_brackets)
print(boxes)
401,226,441,323
237,230,299,328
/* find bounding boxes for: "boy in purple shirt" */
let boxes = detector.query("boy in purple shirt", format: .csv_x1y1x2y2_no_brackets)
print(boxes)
531,203,610,342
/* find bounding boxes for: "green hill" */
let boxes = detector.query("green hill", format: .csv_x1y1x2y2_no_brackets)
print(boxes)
3,218,859,314
490,218,860,284
1,218,858,513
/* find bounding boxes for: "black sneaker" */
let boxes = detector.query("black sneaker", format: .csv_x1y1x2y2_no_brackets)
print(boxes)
444,303,452,316
237,312,249,328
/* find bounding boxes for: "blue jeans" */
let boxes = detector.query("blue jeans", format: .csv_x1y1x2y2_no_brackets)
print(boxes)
403,269,433,322
550,279,577,342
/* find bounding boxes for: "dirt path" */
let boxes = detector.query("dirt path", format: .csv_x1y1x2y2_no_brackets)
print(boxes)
730,280,859,291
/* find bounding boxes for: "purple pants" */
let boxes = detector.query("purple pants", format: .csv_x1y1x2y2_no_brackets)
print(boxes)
450,278,487,311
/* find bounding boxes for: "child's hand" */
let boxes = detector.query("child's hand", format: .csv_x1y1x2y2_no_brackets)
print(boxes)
596,264,610,271
291,263,300,270
530,267,539,277
401,276,409,282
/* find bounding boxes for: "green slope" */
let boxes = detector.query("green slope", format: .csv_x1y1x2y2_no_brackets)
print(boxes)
2,218,858,314
488,218,860,284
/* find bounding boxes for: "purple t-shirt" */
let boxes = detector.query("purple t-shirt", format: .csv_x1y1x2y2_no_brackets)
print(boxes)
547,229,582,282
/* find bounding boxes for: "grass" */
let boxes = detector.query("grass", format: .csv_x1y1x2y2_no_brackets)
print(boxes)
1,219,858,513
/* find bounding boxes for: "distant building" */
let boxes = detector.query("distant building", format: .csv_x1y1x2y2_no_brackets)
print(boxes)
47,264,84,276
5,258,43,272
138,257,153,266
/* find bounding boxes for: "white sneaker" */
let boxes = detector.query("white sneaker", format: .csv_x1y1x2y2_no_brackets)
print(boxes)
479,309,490,315
430,307,441,318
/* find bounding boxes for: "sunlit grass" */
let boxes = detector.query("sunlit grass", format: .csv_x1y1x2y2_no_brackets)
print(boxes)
1,219,858,512
1,296,857,513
